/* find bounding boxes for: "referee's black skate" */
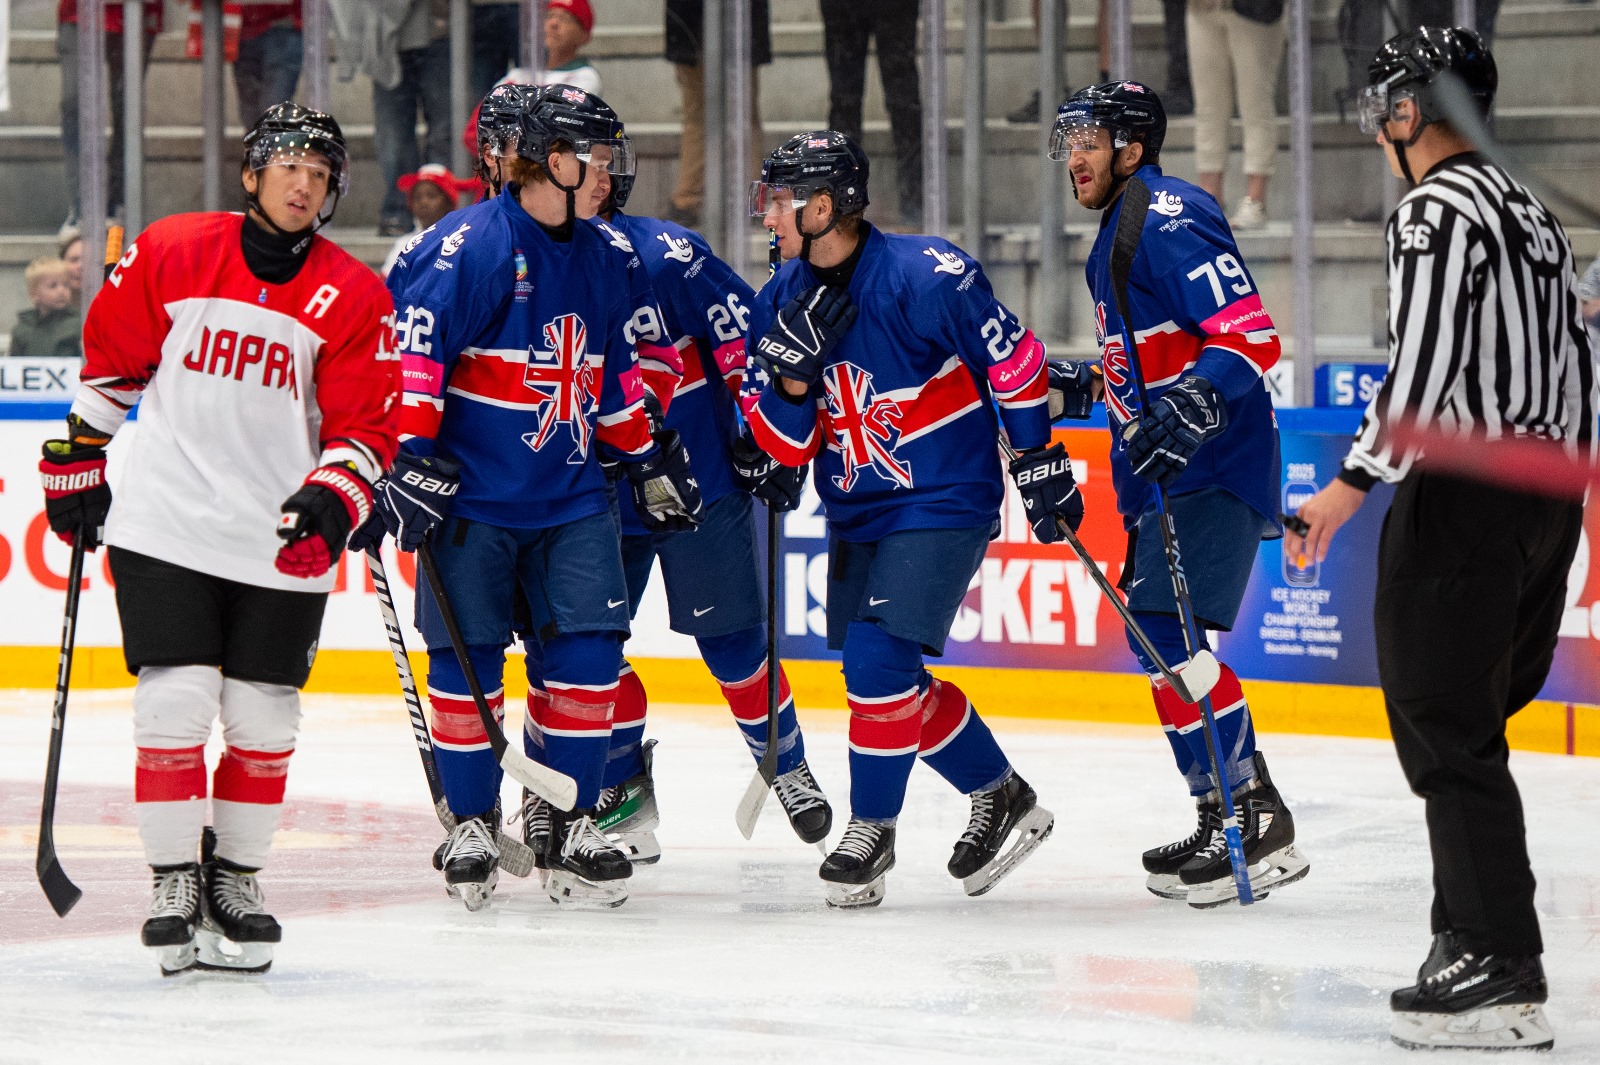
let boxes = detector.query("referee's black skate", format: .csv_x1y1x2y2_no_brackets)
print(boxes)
546,808,632,908
595,738,661,864
1142,796,1222,900
1390,947,1553,1051
439,814,500,912
773,759,833,848
947,772,1054,897
196,856,281,973
819,819,895,909
1177,753,1309,908
141,862,202,976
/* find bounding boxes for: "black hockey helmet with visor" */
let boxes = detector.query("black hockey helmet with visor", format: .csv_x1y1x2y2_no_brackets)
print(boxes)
478,83,534,159
750,130,869,261
243,102,349,231
1357,26,1497,137
1050,81,1167,161
516,84,634,223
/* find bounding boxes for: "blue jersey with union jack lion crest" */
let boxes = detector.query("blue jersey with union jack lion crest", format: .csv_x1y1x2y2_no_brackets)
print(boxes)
1086,164,1282,529
387,188,661,530
746,226,1051,541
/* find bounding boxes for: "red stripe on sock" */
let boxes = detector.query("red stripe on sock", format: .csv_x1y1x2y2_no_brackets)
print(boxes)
213,746,293,805
545,683,617,734
719,662,793,725
847,688,921,754
917,678,970,753
613,668,648,729
135,745,207,803
1153,663,1248,731
526,687,550,727
429,691,503,745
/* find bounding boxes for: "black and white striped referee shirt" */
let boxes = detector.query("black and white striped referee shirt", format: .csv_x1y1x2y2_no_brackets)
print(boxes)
1340,153,1598,489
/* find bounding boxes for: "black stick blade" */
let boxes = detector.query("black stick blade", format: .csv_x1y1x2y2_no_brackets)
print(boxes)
36,851,82,917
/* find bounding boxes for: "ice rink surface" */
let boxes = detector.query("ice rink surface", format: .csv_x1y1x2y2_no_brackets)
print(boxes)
2,689,1598,1064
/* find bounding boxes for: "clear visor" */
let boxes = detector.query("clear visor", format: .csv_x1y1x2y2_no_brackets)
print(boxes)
748,182,810,217
247,134,347,194
483,129,519,158
1047,122,1116,160
1356,83,1396,136
574,137,635,177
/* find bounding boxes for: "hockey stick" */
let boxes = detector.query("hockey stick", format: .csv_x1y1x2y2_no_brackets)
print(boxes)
366,548,535,876
1108,176,1254,905
998,436,1220,704
416,539,578,811
36,537,86,917
734,229,788,840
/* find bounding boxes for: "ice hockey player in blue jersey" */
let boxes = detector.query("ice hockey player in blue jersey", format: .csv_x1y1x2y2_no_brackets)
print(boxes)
1047,82,1309,908
745,131,1068,907
369,85,704,912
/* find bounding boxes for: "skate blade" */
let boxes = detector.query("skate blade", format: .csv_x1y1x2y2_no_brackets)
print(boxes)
961,805,1055,898
1391,1003,1554,1051
824,875,887,909
610,830,661,865
151,940,197,977
194,929,273,974
1144,872,1188,901
546,869,629,909
1185,843,1310,909
444,868,500,912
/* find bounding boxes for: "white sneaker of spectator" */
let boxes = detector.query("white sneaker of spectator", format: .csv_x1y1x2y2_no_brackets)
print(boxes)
1231,197,1267,230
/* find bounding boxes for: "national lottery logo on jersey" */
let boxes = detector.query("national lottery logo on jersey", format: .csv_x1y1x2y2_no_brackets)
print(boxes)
1094,302,1136,425
522,313,602,464
822,362,914,492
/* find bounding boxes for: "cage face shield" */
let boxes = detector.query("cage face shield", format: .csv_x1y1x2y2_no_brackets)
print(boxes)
1048,122,1118,160
748,182,812,217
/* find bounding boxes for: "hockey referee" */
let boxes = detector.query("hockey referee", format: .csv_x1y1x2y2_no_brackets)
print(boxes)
1288,27,1597,1052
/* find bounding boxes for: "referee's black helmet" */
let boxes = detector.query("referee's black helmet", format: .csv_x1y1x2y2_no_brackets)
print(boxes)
1360,26,1498,135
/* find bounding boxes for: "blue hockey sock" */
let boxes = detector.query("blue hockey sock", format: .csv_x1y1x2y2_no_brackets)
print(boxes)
698,628,806,776
539,631,621,810
603,661,648,788
842,621,923,823
917,676,1013,795
426,644,508,819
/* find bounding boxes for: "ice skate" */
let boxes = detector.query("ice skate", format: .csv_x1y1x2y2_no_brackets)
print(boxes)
947,772,1054,897
512,788,553,883
595,739,661,864
773,759,833,849
1142,796,1222,900
141,863,202,977
438,815,500,912
819,820,895,909
546,808,632,908
1178,754,1310,908
1390,948,1554,1051
195,857,281,973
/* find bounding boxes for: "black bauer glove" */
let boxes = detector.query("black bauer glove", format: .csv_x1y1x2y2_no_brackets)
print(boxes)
1008,442,1084,545
1123,374,1228,489
626,429,705,533
39,439,112,550
730,430,808,512
276,464,376,579
372,451,463,552
1047,360,1099,420
753,285,858,386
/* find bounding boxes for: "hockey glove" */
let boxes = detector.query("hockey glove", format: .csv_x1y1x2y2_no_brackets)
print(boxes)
39,439,112,550
1008,442,1084,545
753,285,857,386
374,451,463,552
626,429,705,533
276,463,376,578
1047,360,1100,420
730,430,808,512
345,507,388,554
1124,374,1228,488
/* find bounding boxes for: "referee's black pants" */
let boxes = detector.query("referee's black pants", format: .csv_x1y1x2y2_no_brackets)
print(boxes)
1374,472,1582,958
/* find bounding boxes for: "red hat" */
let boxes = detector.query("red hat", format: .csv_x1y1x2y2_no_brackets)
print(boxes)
547,0,594,34
396,163,471,198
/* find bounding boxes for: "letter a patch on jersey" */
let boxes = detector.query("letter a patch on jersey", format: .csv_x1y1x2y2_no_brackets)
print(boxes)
823,362,914,492
522,313,601,464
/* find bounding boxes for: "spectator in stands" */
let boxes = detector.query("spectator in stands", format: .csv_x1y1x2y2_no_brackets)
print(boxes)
370,0,454,237
471,1,521,102
665,0,771,228
1188,0,1285,229
11,258,81,359
57,0,163,237
58,230,84,305
820,0,924,225
234,3,304,127
381,163,471,276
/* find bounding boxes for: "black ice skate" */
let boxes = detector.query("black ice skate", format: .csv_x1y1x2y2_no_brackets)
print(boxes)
432,799,535,880
141,863,202,976
1142,796,1222,900
546,808,633,908
819,819,895,909
515,788,552,882
439,815,500,912
773,759,833,850
1177,753,1310,909
595,739,661,864
196,856,281,973
1390,947,1553,1051
947,772,1054,897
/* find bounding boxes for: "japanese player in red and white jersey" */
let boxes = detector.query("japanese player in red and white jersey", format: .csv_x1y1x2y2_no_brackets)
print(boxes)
39,104,400,976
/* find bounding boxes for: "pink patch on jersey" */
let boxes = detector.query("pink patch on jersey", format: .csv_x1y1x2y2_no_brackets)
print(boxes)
402,354,445,398
1199,293,1274,337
